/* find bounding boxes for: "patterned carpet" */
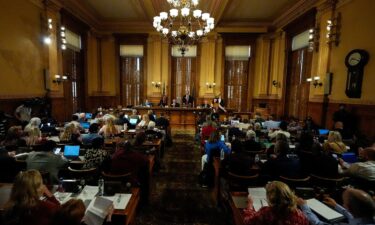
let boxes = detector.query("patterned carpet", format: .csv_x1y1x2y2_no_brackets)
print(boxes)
135,134,229,225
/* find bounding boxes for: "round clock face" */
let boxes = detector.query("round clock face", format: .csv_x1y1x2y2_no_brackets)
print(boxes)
348,52,362,66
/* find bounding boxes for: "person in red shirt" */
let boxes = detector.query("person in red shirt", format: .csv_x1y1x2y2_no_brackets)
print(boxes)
2,170,60,225
243,181,308,225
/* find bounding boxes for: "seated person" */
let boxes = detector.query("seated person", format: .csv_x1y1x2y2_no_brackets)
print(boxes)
339,147,375,181
201,130,231,171
144,99,153,107
268,121,291,140
137,114,156,130
148,109,156,122
182,90,194,106
262,140,302,179
299,188,375,225
333,121,353,140
17,140,68,184
201,115,217,143
201,99,211,109
254,112,265,124
227,123,244,141
82,137,109,170
82,123,103,145
243,130,262,153
1,126,26,147
243,181,308,225
170,99,180,107
70,114,84,132
23,123,43,146
99,117,120,138
158,94,168,107
310,144,339,178
155,113,170,129
323,131,347,154
59,123,81,144
115,111,130,128
2,170,60,225
109,141,149,202
263,114,279,131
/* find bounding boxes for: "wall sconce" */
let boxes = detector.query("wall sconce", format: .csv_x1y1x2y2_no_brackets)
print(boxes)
307,76,322,88
308,27,320,52
53,75,68,84
151,81,161,88
326,13,341,46
206,82,216,89
272,80,280,88
60,26,66,50
43,18,53,45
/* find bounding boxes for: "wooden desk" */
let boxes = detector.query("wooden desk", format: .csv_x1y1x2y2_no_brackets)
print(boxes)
113,188,140,225
134,106,210,131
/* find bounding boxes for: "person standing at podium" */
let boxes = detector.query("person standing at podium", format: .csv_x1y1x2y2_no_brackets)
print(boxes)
182,90,194,107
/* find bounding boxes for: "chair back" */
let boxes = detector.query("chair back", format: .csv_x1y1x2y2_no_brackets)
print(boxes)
101,171,132,184
66,166,98,185
227,172,259,192
279,175,310,189
310,173,349,193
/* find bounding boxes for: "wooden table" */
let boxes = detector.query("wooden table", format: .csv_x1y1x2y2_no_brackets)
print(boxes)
113,188,140,225
229,192,247,225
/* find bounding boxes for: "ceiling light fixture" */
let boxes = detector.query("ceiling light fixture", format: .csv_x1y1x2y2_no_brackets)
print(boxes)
153,0,214,56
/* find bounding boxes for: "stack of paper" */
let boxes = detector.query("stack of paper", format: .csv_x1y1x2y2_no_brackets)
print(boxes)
84,196,113,225
248,187,268,211
306,198,345,222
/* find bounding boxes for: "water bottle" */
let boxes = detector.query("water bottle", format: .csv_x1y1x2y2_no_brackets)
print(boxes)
220,149,225,160
125,182,132,193
98,178,104,196
255,154,260,163
57,177,65,192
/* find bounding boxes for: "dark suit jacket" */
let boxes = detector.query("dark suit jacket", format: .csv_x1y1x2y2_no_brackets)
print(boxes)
171,102,180,107
182,95,194,105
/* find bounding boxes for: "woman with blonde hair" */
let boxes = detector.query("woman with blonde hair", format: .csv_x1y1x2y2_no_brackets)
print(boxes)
136,113,155,129
2,170,60,225
243,181,308,225
24,117,42,146
323,131,347,154
60,122,81,143
99,117,119,138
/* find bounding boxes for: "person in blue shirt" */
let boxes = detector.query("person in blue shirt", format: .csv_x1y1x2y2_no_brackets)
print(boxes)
201,130,231,170
81,123,103,145
297,188,375,225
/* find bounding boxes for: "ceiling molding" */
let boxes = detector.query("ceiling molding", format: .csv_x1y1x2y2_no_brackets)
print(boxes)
272,0,317,29
216,26,268,33
59,0,100,28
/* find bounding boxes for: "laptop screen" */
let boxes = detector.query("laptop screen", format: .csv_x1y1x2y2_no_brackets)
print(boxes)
80,122,90,129
85,113,92,119
129,118,138,125
221,135,225,142
64,145,80,157
319,129,329,135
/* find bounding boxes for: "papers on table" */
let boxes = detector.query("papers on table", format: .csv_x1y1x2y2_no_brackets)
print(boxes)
54,192,72,204
84,196,113,225
78,185,99,201
103,193,132,210
306,198,345,222
248,187,268,211
232,196,248,209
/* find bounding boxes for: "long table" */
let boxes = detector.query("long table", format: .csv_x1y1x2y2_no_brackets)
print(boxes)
134,106,211,131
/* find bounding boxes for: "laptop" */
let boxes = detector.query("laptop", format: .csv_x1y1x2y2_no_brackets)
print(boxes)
129,118,138,125
85,113,92,119
64,145,80,160
318,129,330,135
342,152,357,163
80,122,90,129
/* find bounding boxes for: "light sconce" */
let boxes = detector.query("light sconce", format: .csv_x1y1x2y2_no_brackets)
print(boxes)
53,75,68,84
308,27,320,52
272,80,280,88
307,76,322,88
60,26,66,50
326,13,341,46
206,82,216,89
43,18,53,45
151,81,161,88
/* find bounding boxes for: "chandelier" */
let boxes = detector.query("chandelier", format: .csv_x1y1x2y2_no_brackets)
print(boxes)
153,0,215,56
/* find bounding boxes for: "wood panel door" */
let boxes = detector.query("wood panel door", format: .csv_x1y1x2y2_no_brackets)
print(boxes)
171,57,197,105
285,48,312,120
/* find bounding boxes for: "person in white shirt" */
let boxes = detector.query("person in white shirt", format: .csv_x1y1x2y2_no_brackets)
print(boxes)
268,121,291,140
137,114,156,129
339,147,375,181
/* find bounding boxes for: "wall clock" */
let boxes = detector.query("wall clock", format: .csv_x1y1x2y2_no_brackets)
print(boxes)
344,49,369,98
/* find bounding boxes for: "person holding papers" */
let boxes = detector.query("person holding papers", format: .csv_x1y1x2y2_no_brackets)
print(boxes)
2,170,60,225
298,188,375,225
243,181,309,225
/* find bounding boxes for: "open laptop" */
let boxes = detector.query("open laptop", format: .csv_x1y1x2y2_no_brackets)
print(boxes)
318,129,330,135
129,118,138,126
85,113,92,119
64,145,80,160
230,120,240,126
80,122,90,130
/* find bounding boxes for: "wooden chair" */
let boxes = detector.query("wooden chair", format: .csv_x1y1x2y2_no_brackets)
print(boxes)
310,173,349,193
101,171,132,184
66,166,98,185
227,172,259,192
279,175,311,189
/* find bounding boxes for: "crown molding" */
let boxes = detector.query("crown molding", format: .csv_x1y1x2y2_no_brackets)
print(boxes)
272,0,317,29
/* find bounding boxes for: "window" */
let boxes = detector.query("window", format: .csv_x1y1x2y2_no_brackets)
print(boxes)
120,45,144,106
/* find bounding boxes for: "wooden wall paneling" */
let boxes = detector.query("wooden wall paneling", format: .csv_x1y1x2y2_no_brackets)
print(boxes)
86,96,118,112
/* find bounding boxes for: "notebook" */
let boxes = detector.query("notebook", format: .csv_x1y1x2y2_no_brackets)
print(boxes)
319,129,330,135
306,198,345,222
64,145,80,160
248,187,268,211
